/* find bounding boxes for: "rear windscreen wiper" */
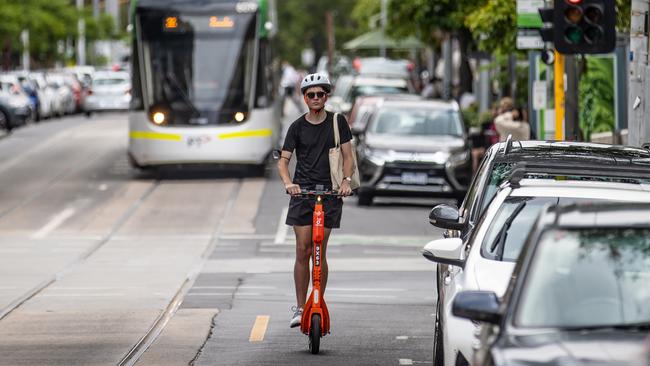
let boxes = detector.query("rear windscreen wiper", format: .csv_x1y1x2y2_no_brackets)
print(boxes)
489,202,527,261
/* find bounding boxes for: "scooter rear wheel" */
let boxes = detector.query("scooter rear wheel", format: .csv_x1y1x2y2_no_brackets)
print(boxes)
309,314,321,354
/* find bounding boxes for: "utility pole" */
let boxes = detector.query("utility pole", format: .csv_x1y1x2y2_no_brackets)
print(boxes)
76,0,86,66
21,30,29,71
380,0,387,58
629,0,650,146
326,11,334,77
442,35,452,100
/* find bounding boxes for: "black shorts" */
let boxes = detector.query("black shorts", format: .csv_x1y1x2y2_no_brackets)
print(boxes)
286,195,344,228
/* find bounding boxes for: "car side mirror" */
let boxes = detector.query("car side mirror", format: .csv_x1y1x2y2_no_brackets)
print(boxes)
421,238,464,267
429,204,463,230
452,291,502,324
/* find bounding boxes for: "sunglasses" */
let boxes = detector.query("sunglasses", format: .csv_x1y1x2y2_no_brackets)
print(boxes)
306,91,327,99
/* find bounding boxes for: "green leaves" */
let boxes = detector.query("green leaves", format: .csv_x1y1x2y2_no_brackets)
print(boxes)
0,0,116,67
579,57,615,140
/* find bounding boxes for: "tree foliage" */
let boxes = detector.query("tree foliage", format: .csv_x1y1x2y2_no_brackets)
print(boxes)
276,0,359,68
465,0,516,55
579,57,615,140
0,0,116,68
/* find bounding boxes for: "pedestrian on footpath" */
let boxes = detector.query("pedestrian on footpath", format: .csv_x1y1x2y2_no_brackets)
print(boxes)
276,73,354,329
494,97,530,142
280,61,303,117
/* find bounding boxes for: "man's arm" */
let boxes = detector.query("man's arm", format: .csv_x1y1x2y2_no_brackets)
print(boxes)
277,151,300,195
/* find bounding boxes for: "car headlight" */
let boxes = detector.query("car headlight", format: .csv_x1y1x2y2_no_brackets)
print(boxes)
364,147,393,166
449,150,470,166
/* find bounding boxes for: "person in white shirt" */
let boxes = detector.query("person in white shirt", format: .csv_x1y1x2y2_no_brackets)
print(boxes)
280,61,303,116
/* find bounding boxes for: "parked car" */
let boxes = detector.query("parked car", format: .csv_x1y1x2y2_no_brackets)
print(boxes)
83,71,131,115
454,202,650,366
46,73,76,115
354,99,471,205
422,163,650,366
327,74,414,115
0,74,32,131
348,94,421,130
29,72,57,119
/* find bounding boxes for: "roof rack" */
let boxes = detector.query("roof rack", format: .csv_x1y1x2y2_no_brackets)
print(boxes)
508,161,650,187
500,135,523,156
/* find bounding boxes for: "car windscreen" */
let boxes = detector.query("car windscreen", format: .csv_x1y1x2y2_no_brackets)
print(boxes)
93,78,128,86
516,227,650,328
481,197,599,262
368,107,463,137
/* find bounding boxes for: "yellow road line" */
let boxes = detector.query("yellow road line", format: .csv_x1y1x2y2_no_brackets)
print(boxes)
218,129,273,139
249,315,270,342
129,131,182,141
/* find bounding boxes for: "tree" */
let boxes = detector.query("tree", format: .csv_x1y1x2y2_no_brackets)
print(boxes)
276,0,359,69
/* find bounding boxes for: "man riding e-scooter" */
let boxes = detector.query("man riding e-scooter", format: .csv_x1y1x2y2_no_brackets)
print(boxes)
276,73,354,328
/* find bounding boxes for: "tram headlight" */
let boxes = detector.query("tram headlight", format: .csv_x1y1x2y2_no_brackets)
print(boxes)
234,112,246,123
151,111,167,125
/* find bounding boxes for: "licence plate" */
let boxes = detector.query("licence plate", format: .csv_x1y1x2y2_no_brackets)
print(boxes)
401,172,428,185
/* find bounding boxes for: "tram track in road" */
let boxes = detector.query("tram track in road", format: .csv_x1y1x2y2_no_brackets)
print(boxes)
0,180,161,322
117,179,243,366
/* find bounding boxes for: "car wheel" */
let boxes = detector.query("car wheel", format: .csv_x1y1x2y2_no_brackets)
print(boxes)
433,299,445,366
357,189,374,206
0,110,10,131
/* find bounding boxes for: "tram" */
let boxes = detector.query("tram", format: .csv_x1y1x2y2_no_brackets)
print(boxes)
128,0,280,170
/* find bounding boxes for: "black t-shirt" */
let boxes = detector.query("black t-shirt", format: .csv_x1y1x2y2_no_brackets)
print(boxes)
282,111,352,187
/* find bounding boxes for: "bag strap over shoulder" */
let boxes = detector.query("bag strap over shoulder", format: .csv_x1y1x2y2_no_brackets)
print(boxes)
333,112,340,147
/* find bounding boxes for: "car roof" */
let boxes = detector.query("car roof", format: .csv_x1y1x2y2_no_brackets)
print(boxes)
488,140,650,166
546,202,650,228
379,99,459,110
352,77,407,87
508,178,650,201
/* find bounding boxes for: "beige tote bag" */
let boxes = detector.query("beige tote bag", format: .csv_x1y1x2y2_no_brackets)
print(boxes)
329,113,361,191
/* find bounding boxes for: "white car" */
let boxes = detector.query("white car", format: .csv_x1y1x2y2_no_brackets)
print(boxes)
326,75,414,114
423,175,650,366
83,71,131,115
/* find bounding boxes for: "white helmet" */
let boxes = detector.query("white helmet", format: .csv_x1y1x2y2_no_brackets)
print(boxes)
300,73,331,94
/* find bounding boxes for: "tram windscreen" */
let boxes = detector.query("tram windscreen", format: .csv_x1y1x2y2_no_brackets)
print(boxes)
138,12,257,125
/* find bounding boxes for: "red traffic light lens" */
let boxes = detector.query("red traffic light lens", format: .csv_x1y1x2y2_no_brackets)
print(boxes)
567,0,582,4
564,6,583,24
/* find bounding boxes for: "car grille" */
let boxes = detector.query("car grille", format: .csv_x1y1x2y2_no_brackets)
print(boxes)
376,161,453,192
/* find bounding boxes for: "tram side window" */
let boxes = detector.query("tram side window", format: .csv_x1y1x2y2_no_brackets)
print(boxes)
131,39,144,110
256,39,279,108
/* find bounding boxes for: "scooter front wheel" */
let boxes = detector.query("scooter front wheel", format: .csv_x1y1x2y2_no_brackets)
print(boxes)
309,314,321,354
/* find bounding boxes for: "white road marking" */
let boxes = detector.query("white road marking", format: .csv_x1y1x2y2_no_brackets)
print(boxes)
396,336,409,340
328,287,407,292
274,207,289,244
187,292,262,296
192,285,277,290
219,234,275,240
40,293,126,297
399,359,413,365
328,294,397,299
31,208,76,239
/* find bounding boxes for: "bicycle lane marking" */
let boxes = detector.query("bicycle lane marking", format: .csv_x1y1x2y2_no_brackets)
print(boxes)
274,207,289,244
249,315,270,342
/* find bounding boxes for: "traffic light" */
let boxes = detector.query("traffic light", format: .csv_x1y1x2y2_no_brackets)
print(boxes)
538,0,616,54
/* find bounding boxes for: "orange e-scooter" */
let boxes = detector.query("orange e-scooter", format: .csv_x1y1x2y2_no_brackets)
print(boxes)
291,185,340,354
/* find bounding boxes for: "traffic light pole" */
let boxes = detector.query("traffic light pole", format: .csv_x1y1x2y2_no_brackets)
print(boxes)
554,50,565,140
565,55,580,140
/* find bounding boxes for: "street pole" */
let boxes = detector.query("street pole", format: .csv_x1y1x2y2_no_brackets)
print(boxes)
442,35,452,100
93,0,100,19
629,0,649,147
564,55,580,140
380,0,387,58
76,0,86,66
326,11,334,77
554,50,565,140
20,30,29,71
